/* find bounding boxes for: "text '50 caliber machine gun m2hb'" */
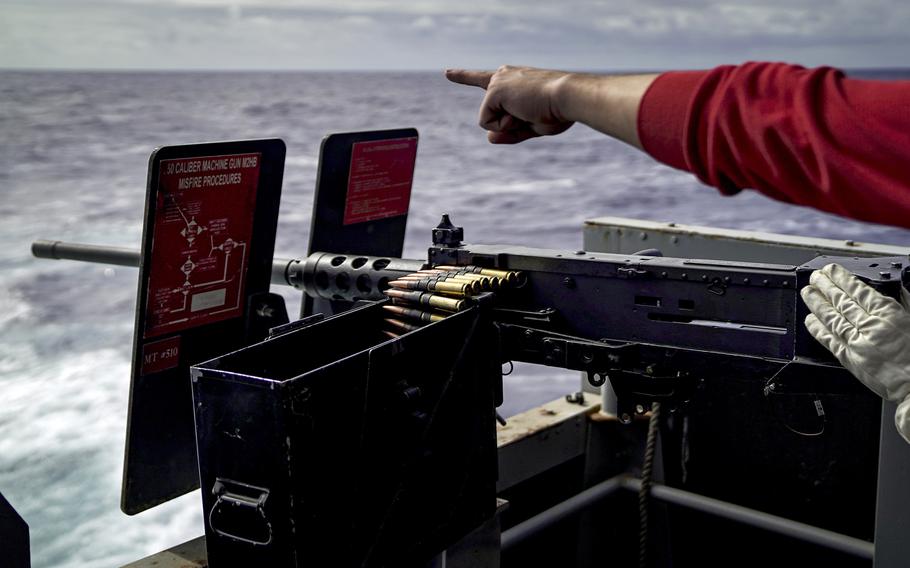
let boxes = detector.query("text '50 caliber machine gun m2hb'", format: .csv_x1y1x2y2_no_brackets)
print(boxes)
29,131,910,567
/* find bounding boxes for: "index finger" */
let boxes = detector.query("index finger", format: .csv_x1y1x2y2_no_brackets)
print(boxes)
445,68,493,89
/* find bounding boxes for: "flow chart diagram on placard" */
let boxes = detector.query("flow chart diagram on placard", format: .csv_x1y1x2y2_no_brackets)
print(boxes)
143,153,261,338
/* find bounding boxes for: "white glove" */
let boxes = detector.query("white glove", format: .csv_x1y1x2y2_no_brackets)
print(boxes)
800,263,910,443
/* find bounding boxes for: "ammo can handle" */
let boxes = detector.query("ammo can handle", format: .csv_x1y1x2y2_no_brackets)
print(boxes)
208,478,273,547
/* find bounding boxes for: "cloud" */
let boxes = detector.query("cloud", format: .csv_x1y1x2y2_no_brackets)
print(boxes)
1,0,909,70
341,14,374,26
411,15,436,30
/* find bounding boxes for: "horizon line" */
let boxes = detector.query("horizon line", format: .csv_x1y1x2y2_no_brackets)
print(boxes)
3,65,909,74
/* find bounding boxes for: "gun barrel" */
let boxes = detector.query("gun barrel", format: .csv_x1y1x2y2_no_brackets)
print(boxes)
32,239,298,288
32,240,140,267
295,252,428,302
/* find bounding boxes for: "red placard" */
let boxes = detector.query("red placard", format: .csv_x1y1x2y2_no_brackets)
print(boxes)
144,153,261,338
141,335,181,374
343,137,417,225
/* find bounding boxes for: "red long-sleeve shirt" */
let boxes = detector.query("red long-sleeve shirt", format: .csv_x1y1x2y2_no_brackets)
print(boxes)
637,62,910,228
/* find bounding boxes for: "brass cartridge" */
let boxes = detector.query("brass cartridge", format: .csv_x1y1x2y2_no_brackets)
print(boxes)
389,279,472,297
383,288,422,302
477,269,520,285
443,272,499,290
440,272,494,290
382,304,447,323
436,265,521,285
422,293,465,312
383,289,466,312
414,269,501,290
398,274,483,293
429,279,474,295
384,318,422,333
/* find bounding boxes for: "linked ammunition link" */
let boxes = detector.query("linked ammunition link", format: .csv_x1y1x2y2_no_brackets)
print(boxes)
380,265,523,338
436,265,524,285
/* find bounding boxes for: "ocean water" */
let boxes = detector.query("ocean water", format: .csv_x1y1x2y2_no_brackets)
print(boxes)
2,69,909,566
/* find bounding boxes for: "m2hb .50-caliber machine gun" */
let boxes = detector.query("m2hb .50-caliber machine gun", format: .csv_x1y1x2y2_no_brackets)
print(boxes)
30,131,909,567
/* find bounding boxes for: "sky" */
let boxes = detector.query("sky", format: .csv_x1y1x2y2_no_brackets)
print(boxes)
1,0,909,71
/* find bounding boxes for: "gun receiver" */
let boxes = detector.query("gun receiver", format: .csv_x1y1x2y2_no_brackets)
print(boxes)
280,215,905,422
37,221,908,422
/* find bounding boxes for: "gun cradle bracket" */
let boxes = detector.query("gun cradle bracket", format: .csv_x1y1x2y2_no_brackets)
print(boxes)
497,323,696,421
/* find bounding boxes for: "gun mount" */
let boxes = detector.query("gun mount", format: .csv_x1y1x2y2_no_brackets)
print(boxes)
27,132,910,568
33,213,907,567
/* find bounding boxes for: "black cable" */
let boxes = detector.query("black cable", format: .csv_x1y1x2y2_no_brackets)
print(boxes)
639,402,661,568
764,363,826,437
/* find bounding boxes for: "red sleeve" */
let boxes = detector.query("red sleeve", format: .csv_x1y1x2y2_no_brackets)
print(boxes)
637,62,910,228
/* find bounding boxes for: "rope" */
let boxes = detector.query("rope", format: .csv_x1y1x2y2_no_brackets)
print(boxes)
639,402,661,568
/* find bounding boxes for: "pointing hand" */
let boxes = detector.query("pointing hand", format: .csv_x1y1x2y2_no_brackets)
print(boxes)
445,65,574,144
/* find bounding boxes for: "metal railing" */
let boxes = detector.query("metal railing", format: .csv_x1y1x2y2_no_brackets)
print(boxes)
500,475,874,561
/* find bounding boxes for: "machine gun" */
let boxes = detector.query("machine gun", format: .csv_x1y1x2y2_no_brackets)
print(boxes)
288,213,906,420
34,214,905,567
29,133,909,567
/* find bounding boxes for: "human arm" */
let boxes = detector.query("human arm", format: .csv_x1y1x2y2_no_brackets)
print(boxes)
638,63,910,228
447,63,910,229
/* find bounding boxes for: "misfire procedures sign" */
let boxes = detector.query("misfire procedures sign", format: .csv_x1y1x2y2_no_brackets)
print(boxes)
125,138,284,515
144,153,261,338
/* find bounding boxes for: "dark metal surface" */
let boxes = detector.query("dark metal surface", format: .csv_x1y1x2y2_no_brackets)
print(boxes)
426,239,896,551
192,300,500,567
623,478,875,560
431,242,904,362
296,252,426,301
0,491,30,567
443,499,507,568
502,475,873,560
303,128,418,317
500,475,624,551
873,401,910,568
501,475,876,566
31,240,139,267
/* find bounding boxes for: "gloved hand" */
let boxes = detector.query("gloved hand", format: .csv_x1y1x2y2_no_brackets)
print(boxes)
801,263,910,443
